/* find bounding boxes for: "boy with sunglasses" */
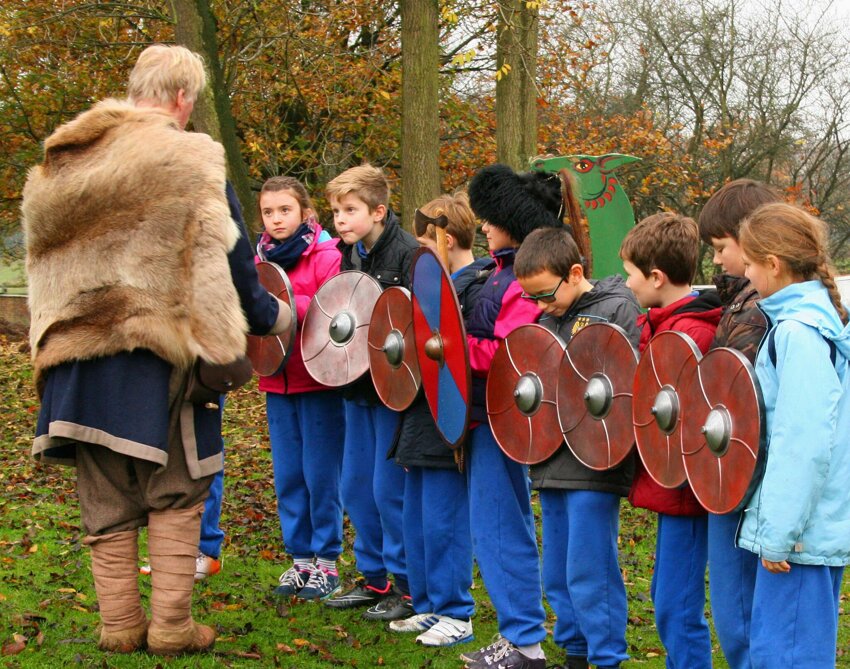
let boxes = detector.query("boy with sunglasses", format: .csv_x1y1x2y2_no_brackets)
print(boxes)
514,227,640,669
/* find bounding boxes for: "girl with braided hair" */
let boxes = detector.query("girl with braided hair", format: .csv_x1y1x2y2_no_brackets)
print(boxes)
737,202,850,668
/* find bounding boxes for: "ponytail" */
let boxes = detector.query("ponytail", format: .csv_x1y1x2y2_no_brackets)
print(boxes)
559,169,593,276
817,263,849,325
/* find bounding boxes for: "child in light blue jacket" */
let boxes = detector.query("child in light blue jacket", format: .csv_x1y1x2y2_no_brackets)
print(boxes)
737,202,850,669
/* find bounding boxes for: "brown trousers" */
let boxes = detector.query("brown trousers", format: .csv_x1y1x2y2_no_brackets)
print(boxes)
75,368,213,536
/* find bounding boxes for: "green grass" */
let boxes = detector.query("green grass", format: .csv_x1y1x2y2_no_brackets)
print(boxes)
0,337,848,668
0,260,25,294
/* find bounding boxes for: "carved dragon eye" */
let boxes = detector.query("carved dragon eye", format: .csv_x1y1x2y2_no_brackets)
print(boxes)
574,159,594,173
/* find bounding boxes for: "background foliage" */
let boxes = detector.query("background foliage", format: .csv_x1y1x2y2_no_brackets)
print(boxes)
2,0,849,276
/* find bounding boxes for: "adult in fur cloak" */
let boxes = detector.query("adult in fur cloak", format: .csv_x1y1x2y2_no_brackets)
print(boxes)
22,45,290,656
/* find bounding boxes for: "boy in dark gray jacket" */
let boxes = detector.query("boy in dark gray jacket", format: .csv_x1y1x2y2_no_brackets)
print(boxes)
514,227,640,669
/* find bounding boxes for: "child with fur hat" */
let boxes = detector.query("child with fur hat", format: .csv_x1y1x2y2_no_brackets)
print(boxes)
460,164,563,669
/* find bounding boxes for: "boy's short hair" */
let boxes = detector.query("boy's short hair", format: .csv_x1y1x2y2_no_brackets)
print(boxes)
416,192,477,250
698,179,782,243
620,212,699,285
515,228,582,279
325,164,390,212
127,44,207,106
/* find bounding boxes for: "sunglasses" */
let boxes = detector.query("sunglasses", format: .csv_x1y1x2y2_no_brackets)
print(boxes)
520,276,567,303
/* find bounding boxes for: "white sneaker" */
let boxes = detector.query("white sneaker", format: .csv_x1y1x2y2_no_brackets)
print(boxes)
194,552,221,581
389,612,438,633
416,615,474,647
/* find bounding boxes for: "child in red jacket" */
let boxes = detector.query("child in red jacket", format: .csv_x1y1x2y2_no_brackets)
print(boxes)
620,213,722,669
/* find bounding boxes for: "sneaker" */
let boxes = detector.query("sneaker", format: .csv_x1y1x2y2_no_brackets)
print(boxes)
460,635,508,664
297,567,341,601
194,552,221,581
324,580,392,609
389,612,438,633
362,593,415,621
416,615,474,647
274,564,312,597
464,641,546,669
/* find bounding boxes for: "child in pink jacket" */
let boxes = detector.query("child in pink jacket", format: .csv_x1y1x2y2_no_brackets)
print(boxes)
255,177,345,602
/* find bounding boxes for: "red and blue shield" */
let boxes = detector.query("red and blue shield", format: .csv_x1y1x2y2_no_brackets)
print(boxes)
411,248,471,448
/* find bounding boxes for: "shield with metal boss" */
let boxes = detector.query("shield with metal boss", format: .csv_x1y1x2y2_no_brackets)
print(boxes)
367,286,421,411
632,330,702,488
301,271,382,387
411,247,471,448
558,323,638,470
246,261,298,377
680,347,765,514
487,324,566,464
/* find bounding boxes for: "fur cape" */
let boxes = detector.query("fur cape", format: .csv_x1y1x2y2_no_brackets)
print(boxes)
23,99,247,390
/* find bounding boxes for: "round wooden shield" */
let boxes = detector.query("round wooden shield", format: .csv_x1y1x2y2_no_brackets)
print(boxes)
301,271,382,387
632,330,702,488
680,347,765,514
411,247,471,448
487,324,565,464
558,323,639,470
367,287,421,411
246,261,297,377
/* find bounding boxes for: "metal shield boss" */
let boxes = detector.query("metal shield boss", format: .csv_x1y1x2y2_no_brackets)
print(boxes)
680,347,765,514
246,261,298,376
558,323,639,470
301,271,382,387
367,286,421,411
487,324,565,464
411,248,471,448
632,331,701,488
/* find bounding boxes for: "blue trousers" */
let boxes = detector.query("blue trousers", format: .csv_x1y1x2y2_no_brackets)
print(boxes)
404,466,474,620
467,425,546,646
540,489,628,667
267,391,345,560
199,401,225,559
708,512,757,669
750,563,843,669
199,466,225,558
651,513,711,669
341,401,406,581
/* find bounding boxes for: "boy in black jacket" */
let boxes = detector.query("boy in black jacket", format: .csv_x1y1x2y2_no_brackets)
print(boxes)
390,192,491,647
324,165,419,620
514,227,640,669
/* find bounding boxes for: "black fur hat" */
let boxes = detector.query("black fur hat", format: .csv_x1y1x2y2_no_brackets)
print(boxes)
468,164,563,244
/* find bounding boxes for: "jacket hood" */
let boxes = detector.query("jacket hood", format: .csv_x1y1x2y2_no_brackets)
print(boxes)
712,274,754,307
640,290,723,332
759,280,850,360
570,275,637,312
453,256,495,293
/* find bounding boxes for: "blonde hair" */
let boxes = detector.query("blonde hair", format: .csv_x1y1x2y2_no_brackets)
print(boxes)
127,44,207,106
417,192,477,250
740,203,848,324
325,164,389,211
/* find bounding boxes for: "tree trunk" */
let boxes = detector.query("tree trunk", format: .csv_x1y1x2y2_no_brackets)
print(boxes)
495,0,539,170
170,0,257,229
401,0,441,231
